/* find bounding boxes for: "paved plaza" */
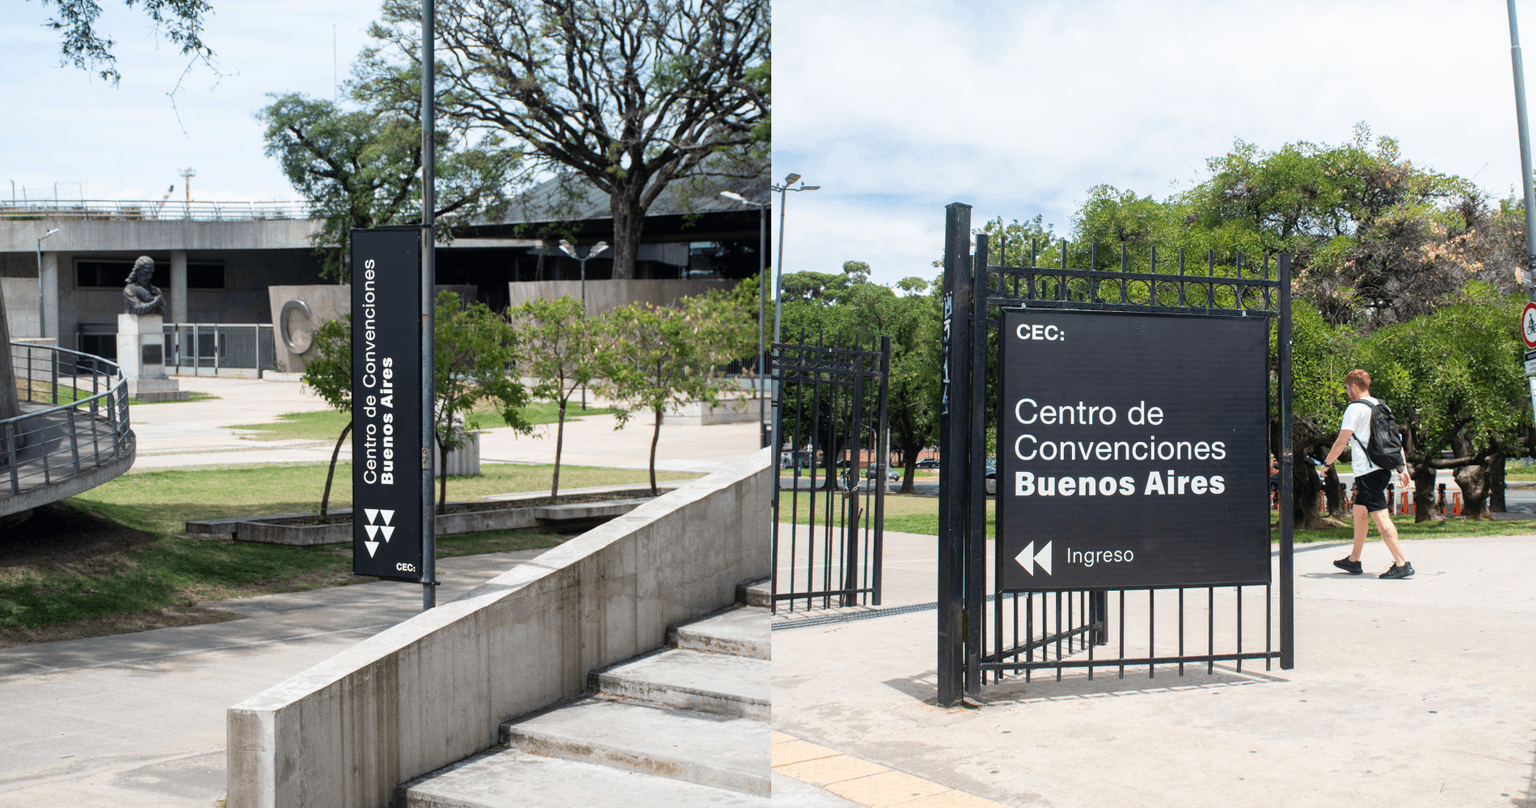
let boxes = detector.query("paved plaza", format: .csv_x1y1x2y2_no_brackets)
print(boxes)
2,376,1534,806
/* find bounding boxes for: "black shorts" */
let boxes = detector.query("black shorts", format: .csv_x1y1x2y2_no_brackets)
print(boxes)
1353,468,1391,513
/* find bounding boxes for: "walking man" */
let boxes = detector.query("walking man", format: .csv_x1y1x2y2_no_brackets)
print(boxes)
1321,369,1414,579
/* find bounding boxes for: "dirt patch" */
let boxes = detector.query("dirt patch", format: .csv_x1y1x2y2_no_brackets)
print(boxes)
0,605,246,650
0,502,159,566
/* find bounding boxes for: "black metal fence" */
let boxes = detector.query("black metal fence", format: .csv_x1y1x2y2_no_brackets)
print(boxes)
938,203,1294,704
770,336,890,612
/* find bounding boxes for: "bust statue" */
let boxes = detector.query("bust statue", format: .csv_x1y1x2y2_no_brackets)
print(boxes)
123,255,166,316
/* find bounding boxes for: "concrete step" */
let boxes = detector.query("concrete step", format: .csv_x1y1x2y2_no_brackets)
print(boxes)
667,604,770,660
591,648,769,719
400,748,770,808
500,697,770,797
736,578,771,608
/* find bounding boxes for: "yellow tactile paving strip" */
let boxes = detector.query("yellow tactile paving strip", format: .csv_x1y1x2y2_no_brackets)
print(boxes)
772,731,1011,808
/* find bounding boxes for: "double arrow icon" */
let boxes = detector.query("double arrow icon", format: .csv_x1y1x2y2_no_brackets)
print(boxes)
1013,540,1053,576
361,508,395,558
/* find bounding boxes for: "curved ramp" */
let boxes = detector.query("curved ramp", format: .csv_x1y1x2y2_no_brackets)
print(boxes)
2,344,135,519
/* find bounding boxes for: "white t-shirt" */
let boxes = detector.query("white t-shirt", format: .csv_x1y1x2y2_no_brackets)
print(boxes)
1341,396,1380,475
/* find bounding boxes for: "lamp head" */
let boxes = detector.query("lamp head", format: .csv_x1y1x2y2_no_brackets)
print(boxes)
802,186,821,191
591,242,609,256
720,191,748,204
558,240,578,259
784,173,802,185
42,228,60,239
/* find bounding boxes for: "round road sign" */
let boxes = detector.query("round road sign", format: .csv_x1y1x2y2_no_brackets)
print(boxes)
1524,302,1536,349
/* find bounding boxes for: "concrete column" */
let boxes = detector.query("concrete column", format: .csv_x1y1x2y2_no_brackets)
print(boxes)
39,251,58,342
170,250,188,323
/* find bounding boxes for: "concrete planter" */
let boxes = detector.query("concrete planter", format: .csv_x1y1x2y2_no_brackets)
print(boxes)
231,494,657,546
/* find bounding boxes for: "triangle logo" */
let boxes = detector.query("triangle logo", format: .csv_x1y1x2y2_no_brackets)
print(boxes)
380,525,395,541
365,508,379,524
364,524,379,540
364,540,380,558
381,510,395,525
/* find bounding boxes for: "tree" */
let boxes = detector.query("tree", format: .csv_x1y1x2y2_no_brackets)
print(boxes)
31,0,212,82
300,294,535,519
1074,124,1524,329
596,289,753,494
433,291,534,509
1363,287,1529,520
300,317,354,521
370,0,769,280
512,295,599,499
258,35,519,281
779,262,941,493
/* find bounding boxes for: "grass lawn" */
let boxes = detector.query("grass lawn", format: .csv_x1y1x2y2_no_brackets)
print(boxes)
0,462,697,638
231,400,620,443
14,379,217,407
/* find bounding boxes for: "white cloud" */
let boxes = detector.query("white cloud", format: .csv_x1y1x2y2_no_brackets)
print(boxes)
775,0,1526,288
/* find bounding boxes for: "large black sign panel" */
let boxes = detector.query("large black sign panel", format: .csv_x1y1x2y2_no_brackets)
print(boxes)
998,310,1268,590
352,227,424,580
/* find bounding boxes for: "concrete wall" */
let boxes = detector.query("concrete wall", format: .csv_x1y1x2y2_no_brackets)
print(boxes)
1,278,39,337
226,448,770,808
267,285,350,372
267,284,479,372
506,278,737,316
0,219,321,253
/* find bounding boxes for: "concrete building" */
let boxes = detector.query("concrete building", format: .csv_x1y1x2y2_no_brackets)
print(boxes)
0,166,768,368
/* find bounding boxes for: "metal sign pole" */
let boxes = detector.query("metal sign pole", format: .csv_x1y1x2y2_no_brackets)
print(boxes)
420,0,438,611
1510,0,1536,302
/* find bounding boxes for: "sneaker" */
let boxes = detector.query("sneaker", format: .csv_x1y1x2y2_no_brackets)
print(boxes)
1333,556,1363,575
1379,562,1415,580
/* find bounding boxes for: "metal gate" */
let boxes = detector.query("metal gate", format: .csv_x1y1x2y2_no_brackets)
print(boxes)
938,203,1295,705
770,336,890,612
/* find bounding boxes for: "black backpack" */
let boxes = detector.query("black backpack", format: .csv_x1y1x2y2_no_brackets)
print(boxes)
1350,399,1405,470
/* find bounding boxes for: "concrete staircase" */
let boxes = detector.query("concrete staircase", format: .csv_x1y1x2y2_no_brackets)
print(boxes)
399,581,771,808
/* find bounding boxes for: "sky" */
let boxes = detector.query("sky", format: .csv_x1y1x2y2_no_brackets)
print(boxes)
8,0,1536,291
5,0,384,203
775,0,1536,288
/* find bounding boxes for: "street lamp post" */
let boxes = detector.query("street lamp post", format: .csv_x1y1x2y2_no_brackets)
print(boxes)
719,190,769,441
559,239,609,409
36,228,59,339
769,175,819,346
765,174,819,461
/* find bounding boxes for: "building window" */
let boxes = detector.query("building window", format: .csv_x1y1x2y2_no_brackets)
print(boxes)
76,259,225,290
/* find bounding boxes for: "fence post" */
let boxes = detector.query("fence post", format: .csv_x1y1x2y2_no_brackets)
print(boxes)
937,202,972,707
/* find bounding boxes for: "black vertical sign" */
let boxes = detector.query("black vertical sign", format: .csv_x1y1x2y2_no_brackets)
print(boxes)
352,227,424,580
997,309,1268,590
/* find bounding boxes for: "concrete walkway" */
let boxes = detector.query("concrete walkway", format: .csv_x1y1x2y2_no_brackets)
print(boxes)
0,549,548,808
128,375,760,473
0,374,763,807
771,530,1536,807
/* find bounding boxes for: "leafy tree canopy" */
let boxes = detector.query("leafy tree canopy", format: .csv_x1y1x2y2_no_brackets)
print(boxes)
368,0,769,280
32,0,212,82
1069,123,1525,330
258,34,520,282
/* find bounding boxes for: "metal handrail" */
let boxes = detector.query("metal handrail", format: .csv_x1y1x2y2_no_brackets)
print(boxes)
4,342,133,498
0,200,315,222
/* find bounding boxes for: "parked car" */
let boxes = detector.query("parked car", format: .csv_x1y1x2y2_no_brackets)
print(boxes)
916,458,940,469
985,469,997,495
866,466,901,481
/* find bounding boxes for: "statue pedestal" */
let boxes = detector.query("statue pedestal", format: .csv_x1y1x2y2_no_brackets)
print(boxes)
117,314,188,402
